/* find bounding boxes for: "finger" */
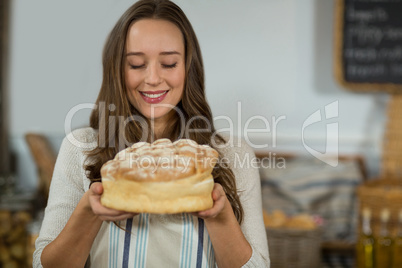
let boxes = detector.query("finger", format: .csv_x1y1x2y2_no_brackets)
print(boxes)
197,210,211,218
92,203,128,217
211,184,225,201
197,202,221,218
194,184,224,217
212,189,220,201
90,182,103,195
200,200,224,217
200,195,226,218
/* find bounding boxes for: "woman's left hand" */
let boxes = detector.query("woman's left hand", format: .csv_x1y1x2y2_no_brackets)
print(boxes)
192,183,229,221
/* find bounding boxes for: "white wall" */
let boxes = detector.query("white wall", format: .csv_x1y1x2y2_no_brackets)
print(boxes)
8,0,388,190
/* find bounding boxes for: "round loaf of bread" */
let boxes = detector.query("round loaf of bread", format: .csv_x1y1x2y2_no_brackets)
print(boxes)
100,138,219,214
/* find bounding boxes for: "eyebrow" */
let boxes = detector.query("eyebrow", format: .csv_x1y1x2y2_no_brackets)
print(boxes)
126,51,181,56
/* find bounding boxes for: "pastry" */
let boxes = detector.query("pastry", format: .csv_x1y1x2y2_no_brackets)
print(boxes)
100,138,219,214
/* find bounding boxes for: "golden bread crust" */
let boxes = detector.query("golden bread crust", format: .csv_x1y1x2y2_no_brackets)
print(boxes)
100,139,218,213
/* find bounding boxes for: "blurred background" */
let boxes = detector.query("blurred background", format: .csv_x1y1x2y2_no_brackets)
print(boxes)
3,0,388,190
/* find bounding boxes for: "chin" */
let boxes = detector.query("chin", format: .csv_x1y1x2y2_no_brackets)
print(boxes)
142,108,176,121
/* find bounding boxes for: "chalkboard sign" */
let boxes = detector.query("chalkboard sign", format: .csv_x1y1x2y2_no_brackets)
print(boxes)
334,0,402,93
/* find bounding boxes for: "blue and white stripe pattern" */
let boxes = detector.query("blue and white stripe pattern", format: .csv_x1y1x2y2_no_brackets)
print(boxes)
180,213,194,267
133,214,150,268
108,220,122,268
106,213,215,267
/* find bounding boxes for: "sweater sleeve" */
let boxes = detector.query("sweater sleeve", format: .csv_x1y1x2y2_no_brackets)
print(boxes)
33,129,95,268
220,139,270,268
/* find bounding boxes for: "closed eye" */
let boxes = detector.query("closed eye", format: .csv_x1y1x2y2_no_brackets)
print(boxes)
129,64,145,69
162,63,177,69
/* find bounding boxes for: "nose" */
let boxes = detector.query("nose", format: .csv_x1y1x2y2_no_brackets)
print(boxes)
145,63,163,86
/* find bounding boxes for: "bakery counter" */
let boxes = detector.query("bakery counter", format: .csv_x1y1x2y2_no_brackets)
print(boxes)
0,191,42,268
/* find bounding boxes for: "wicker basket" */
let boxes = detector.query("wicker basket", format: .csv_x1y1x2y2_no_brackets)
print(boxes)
266,227,322,268
357,178,402,236
381,94,402,178
357,95,402,235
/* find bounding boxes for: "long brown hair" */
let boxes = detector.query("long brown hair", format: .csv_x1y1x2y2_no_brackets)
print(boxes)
85,0,244,223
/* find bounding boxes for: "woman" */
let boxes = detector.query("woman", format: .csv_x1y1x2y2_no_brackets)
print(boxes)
33,0,269,267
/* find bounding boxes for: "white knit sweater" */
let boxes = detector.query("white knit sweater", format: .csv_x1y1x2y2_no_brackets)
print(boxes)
33,127,270,267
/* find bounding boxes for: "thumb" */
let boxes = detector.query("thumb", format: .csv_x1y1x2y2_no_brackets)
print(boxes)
91,182,103,195
212,188,223,201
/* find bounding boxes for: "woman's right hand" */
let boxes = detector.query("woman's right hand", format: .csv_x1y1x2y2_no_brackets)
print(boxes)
87,182,138,221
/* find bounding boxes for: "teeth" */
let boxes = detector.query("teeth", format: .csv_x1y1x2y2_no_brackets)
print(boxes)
141,91,167,98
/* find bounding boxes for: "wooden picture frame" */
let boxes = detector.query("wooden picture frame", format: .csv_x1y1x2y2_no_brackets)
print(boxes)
333,0,402,93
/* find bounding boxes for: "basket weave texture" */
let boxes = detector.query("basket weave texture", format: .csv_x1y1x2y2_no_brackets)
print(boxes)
357,178,402,236
266,227,322,268
357,95,402,235
381,95,402,178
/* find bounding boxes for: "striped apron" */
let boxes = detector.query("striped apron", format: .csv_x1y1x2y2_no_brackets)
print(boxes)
89,213,216,268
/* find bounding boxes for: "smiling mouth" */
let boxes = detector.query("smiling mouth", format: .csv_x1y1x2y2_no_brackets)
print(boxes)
140,90,169,99
139,90,169,104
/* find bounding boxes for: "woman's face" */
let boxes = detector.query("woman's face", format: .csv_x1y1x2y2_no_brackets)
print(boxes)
125,19,186,123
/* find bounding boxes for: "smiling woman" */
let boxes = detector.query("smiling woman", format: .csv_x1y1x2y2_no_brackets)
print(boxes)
33,1,269,267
